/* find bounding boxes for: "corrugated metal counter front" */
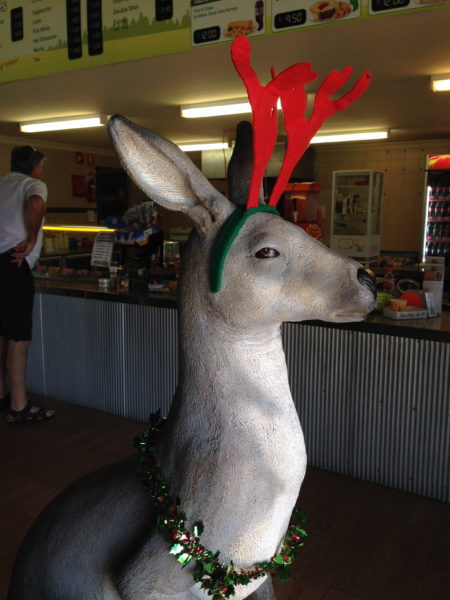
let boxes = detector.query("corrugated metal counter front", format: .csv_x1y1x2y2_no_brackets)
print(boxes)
28,279,450,502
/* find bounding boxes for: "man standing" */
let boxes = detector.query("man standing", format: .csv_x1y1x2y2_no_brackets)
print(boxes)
0,146,55,423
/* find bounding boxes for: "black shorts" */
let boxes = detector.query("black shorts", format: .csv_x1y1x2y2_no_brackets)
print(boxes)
0,250,35,341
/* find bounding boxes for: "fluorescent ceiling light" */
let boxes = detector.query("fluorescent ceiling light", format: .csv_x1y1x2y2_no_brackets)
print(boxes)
20,115,107,133
43,225,115,233
431,74,450,92
178,142,229,152
311,131,388,144
181,98,282,118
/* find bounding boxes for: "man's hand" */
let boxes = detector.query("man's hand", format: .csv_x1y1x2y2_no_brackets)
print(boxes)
12,194,46,267
11,239,35,267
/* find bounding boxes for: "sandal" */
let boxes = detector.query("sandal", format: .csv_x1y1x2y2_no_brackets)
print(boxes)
6,400,55,424
0,393,10,410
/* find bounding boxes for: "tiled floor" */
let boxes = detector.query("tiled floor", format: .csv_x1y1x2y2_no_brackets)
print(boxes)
1,396,449,600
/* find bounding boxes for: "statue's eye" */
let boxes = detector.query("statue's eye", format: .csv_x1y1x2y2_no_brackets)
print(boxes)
255,247,280,259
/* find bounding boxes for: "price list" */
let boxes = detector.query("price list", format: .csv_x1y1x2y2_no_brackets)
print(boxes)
274,8,306,29
191,0,264,47
87,0,103,56
370,0,409,11
272,0,360,32
11,7,24,42
66,0,82,59
369,0,450,14
155,0,173,21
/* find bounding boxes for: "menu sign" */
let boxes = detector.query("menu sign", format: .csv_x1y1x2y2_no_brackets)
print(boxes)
191,0,265,46
29,2,67,57
272,0,360,31
0,1,448,83
369,0,450,15
91,231,114,267
0,0,189,83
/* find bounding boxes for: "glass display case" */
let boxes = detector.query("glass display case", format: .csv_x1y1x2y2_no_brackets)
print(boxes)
330,170,383,264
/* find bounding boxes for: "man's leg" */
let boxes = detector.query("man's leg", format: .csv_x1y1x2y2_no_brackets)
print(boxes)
0,335,8,398
2,258,55,421
8,339,30,411
6,339,55,419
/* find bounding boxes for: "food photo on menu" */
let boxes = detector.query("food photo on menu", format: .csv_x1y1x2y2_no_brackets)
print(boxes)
309,0,356,21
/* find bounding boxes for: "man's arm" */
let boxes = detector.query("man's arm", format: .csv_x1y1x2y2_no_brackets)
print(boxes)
11,194,46,264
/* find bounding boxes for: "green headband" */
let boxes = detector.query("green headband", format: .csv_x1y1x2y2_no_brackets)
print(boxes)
210,205,280,293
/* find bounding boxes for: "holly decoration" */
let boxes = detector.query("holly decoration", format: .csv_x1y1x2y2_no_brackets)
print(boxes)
132,412,308,600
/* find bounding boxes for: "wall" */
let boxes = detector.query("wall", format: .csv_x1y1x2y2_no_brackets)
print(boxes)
0,135,126,224
3,134,450,250
316,138,450,253
0,136,203,235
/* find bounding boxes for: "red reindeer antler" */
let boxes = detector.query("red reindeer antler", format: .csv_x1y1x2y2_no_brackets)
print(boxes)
230,36,371,209
231,37,281,209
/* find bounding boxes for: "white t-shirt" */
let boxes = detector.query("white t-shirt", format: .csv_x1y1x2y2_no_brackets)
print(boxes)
0,171,47,268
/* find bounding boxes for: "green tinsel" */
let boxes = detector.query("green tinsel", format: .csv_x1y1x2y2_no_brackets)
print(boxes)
132,412,307,600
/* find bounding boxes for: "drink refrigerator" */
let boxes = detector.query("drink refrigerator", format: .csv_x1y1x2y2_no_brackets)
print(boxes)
423,154,450,263
330,170,383,265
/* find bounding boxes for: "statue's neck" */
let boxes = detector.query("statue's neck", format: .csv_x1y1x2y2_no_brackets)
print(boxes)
177,303,292,413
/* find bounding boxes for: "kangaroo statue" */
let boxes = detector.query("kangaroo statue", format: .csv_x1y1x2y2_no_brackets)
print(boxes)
8,37,376,600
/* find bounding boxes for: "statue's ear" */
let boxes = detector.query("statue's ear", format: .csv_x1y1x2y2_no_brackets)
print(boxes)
108,115,233,235
227,121,254,207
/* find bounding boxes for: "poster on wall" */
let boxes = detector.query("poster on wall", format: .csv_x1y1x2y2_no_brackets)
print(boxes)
190,0,265,46
272,0,360,32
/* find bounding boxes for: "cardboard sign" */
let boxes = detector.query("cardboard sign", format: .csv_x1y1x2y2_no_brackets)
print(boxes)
90,231,114,267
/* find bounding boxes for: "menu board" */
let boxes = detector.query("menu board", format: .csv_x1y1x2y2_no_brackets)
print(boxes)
0,1,448,82
369,0,450,15
272,0,360,31
0,0,189,83
191,0,265,46
7,2,67,58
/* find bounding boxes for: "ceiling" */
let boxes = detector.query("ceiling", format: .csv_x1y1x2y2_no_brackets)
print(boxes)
0,9,449,152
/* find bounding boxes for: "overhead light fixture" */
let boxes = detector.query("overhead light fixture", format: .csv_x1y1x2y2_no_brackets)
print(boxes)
181,98,283,119
19,114,107,133
431,74,450,92
43,225,115,233
181,99,251,119
178,142,229,152
311,131,388,144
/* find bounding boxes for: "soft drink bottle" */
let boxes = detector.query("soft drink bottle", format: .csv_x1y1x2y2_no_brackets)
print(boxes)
255,1,264,30
383,268,395,294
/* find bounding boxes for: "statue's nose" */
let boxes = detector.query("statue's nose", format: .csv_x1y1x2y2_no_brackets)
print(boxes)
357,267,377,299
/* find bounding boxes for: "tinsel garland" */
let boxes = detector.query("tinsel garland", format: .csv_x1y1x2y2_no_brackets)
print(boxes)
132,412,308,600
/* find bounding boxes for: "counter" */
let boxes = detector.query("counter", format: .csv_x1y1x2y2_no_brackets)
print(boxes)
27,278,450,502
34,277,450,342
34,277,177,308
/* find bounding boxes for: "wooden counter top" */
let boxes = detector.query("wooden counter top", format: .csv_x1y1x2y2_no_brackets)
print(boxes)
34,277,450,342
